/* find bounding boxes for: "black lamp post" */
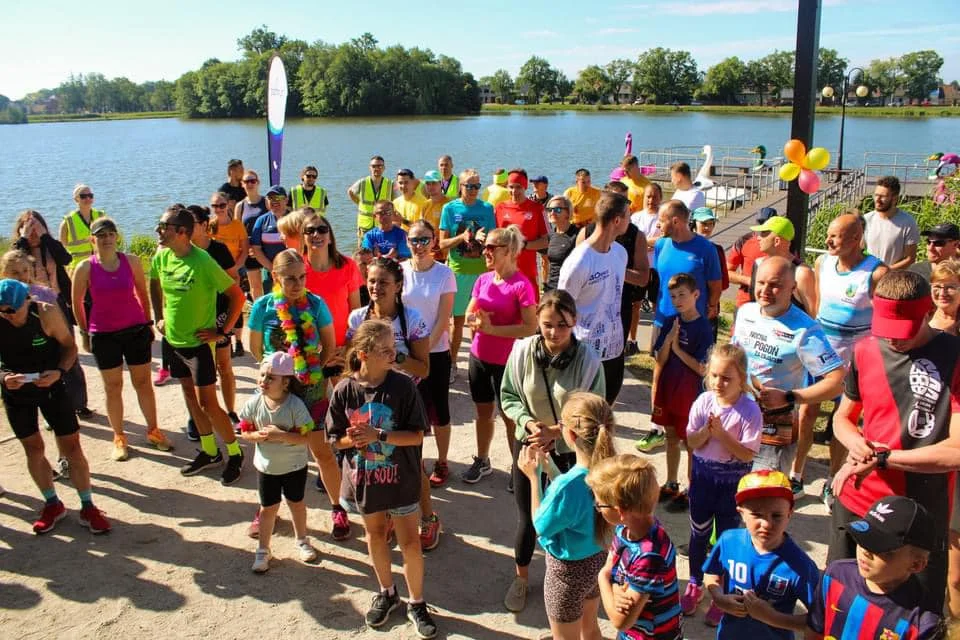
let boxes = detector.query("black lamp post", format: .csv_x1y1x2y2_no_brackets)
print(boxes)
822,67,868,178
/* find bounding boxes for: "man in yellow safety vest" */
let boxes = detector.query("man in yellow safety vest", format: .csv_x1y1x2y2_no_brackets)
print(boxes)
289,165,328,212
347,155,393,241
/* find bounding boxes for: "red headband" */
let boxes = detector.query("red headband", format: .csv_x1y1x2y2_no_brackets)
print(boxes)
871,296,933,340
508,172,528,189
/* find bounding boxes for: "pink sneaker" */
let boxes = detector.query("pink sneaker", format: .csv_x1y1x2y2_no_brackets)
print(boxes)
680,582,704,616
153,367,171,386
705,602,724,627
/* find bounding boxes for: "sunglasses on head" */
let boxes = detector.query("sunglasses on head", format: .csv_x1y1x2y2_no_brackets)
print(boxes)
303,225,329,235
409,237,432,246
927,238,950,247
78,193,94,199
463,183,482,191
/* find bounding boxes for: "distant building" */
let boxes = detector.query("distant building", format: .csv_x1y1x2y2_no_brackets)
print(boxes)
29,95,59,114
479,85,496,104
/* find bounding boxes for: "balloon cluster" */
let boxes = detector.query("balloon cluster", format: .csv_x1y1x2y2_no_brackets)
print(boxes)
779,139,830,194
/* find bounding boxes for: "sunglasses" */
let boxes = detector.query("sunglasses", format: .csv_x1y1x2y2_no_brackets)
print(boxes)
304,174,318,179
268,196,286,203
155,222,180,232
303,225,329,235
210,203,227,209
370,164,385,169
545,206,568,214
926,238,950,247
409,237,432,246
0,305,15,314
594,503,614,512
78,193,94,199
463,184,482,191
243,178,259,184
483,243,507,252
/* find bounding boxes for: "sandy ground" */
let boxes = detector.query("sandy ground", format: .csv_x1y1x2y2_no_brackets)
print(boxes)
0,320,833,640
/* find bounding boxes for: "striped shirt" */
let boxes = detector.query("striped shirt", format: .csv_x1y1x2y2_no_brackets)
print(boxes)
609,521,682,640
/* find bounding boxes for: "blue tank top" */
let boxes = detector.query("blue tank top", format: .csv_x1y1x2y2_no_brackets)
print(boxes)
816,254,881,337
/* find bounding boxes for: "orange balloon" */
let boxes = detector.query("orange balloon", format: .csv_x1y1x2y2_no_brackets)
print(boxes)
784,139,807,165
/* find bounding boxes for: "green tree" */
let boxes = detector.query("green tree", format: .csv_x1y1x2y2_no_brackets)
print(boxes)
605,59,635,104
635,48,699,103
517,56,556,104
743,59,770,104
865,57,902,103
58,74,86,113
701,57,745,104
237,25,287,56
489,69,514,104
553,70,573,103
574,65,609,104
817,48,848,97
899,50,944,100
761,50,794,100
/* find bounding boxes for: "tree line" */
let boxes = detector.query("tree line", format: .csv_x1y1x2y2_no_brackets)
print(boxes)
484,48,948,106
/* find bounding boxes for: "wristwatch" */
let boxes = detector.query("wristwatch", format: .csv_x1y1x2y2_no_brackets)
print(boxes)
874,445,891,470
377,429,388,443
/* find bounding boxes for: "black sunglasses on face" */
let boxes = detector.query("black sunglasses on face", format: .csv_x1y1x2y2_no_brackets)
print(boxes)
927,238,949,247
156,222,180,232
463,184,482,191
409,237,432,246
210,203,227,209
304,174,318,179
78,193,94,199
546,206,568,214
304,225,329,235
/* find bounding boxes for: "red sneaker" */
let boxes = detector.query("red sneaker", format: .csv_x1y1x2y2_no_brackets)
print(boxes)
79,505,111,534
33,501,66,534
428,461,449,488
331,506,351,541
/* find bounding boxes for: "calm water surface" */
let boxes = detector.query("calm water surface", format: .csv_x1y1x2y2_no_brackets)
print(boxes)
1,111,958,241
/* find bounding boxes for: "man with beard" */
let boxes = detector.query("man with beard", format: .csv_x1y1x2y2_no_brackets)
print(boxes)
864,176,919,271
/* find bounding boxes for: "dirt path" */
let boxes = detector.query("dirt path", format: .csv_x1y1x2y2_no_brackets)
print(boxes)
0,335,832,639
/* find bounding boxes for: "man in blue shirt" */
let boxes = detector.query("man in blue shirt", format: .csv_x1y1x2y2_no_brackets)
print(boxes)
362,201,411,260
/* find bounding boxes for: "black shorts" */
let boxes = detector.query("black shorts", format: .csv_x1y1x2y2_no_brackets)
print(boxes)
244,255,261,270
90,324,153,370
161,338,218,387
418,351,452,426
468,354,506,405
258,466,308,507
3,382,79,440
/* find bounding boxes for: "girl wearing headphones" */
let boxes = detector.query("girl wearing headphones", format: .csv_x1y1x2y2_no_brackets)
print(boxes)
499,289,605,613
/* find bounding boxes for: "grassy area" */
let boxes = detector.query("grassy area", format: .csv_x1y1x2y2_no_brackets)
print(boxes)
27,111,180,123
481,103,960,118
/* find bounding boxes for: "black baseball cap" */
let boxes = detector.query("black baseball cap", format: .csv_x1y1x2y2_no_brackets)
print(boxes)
921,222,960,240
90,217,119,236
846,496,937,554
756,207,778,224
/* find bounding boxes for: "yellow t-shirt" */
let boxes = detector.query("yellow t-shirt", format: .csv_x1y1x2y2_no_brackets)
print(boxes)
211,218,247,264
564,186,603,226
420,196,451,230
620,175,651,212
482,184,510,207
393,193,428,229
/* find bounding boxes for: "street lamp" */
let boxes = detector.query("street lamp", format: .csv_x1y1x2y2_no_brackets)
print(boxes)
822,67,868,178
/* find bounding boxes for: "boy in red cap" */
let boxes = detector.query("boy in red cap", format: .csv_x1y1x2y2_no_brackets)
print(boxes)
702,470,819,635
829,270,960,614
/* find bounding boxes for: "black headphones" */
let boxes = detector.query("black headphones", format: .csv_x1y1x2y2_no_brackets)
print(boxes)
533,334,579,370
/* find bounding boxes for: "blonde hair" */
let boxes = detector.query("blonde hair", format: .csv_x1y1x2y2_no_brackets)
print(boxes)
708,342,754,397
278,210,306,238
488,224,524,257
346,319,394,372
72,183,92,200
931,259,960,285
272,248,304,276
562,392,618,543
586,454,659,515
459,168,480,188
1,249,33,282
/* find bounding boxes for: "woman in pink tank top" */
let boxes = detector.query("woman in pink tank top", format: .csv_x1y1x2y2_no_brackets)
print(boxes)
71,217,172,460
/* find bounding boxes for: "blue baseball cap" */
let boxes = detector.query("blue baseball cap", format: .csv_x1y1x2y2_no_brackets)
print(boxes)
422,170,442,183
756,207,778,223
692,207,718,222
0,279,28,311
266,185,287,197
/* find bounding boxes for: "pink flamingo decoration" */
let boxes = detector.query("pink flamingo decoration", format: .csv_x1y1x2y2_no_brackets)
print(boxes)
610,132,656,180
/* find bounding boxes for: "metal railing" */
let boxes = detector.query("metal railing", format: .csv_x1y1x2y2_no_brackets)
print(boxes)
862,151,938,184
802,168,867,254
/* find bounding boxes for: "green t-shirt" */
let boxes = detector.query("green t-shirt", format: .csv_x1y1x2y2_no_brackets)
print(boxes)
150,246,234,348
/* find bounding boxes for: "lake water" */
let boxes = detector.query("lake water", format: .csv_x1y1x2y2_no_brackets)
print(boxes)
2,111,958,241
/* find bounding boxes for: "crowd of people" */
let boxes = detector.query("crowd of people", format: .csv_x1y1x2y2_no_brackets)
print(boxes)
2,155,960,639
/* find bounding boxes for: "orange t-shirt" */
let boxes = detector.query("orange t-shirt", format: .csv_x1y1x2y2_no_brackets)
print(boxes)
305,257,363,346
495,199,548,294
211,218,247,264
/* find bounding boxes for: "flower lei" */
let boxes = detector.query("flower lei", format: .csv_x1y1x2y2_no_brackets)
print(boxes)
273,287,324,385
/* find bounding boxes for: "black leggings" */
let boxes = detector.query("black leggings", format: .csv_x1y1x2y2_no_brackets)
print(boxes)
602,354,625,405
512,438,576,567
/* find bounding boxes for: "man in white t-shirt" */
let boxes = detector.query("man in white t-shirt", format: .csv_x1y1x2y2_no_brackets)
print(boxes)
669,161,706,212
863,176,919,270
558,191,630,404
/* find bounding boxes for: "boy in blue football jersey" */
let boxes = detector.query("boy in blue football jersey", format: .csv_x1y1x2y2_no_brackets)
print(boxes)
702,470,820,638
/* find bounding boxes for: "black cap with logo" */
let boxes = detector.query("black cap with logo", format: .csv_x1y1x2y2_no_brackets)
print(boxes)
846,495,938,554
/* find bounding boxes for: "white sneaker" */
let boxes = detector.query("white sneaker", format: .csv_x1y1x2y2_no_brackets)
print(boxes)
252,548,271,573
297,538,319,563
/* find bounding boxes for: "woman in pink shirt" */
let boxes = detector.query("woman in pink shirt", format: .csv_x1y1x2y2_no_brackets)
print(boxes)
461,225,538,485
71,217,171,461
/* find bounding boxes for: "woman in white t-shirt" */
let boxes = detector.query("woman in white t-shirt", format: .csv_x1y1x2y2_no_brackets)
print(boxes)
401,220,457,489
630,182,663,316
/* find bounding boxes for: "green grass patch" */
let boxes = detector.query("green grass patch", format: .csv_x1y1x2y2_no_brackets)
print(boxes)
27,111,180,123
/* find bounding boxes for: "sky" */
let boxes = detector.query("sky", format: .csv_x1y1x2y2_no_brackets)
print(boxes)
2,0,957,100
